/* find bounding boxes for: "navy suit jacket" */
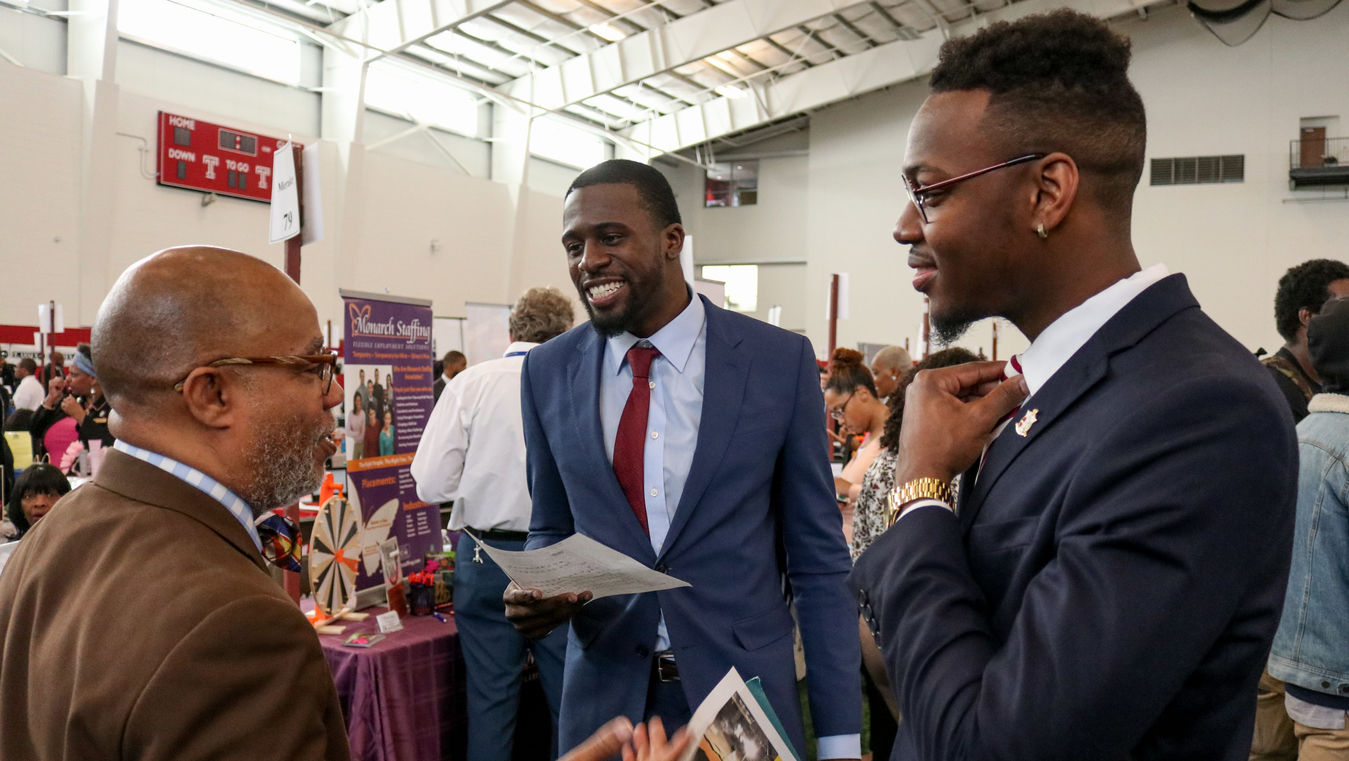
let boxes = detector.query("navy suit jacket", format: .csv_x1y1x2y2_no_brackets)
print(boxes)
521,296,860,753
851,275,1297,761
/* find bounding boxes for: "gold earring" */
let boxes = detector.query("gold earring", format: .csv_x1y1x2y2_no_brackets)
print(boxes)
1035,222,1048,239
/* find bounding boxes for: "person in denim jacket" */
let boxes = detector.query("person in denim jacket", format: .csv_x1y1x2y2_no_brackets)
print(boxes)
1269,295,1349,758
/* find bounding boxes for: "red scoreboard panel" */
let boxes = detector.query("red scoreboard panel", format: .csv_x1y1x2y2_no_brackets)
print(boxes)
156,111,286,203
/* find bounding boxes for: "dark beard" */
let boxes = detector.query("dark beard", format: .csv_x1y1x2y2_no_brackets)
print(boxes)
238,413,333,515
930,311,975,346
577,286,647,339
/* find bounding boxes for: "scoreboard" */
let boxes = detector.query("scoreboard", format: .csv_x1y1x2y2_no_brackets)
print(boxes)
156,111,286,203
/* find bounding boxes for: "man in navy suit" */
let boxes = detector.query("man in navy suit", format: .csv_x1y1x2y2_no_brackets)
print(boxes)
850,11,1297,760
505,159,860,758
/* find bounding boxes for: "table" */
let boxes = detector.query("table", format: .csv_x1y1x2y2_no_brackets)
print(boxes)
319,611,468,761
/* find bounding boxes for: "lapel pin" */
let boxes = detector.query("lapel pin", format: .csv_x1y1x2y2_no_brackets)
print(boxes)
1015,408,1039,437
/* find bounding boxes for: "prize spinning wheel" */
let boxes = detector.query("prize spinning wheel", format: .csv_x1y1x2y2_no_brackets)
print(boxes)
309,495,362,615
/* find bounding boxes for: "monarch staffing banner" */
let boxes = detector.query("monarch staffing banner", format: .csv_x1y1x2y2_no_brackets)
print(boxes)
340,290,439,588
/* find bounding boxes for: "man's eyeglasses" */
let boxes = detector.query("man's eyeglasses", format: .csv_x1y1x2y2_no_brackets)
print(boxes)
829,392,855,424
902,154,1046,224
173,352,338,394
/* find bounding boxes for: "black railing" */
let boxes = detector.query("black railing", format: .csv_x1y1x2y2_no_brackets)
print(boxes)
1289,136,1349,189
1290,136,1348,169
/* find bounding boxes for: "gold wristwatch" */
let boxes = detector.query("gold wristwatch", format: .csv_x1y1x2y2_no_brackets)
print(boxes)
886,477,953,526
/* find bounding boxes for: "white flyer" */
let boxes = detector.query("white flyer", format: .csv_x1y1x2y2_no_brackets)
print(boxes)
472,533,690,600
679,667,799,761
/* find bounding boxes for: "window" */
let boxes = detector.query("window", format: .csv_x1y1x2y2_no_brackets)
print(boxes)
1150,155,1244,186
365,61,482,138
699,265,758,313
529,117,609,169
705,160,758,207
118,0,302,85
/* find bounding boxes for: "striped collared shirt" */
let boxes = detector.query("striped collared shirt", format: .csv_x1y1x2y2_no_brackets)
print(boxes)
113,440,262,553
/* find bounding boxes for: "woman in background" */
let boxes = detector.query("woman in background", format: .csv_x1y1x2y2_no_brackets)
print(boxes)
823,348,889,542
5,463,72,540
346,393,366,460
378,410,395,456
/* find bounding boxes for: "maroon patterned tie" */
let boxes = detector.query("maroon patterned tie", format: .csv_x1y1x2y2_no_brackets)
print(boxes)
614,345,660,534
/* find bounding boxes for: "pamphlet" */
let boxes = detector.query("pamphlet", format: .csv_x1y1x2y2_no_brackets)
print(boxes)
678,667,800,761
471,532,690,600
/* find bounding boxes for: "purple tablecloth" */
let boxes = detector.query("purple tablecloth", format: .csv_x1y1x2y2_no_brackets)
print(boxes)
320,610,467,761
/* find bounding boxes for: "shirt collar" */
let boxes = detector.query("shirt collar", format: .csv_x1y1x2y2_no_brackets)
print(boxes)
113,440,263,552
606,291,705,375
1008,263,1170,397
503,341,538,356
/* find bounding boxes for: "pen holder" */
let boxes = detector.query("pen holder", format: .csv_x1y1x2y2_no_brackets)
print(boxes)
409,583,435,616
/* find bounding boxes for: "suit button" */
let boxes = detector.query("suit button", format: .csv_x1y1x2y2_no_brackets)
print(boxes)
1322,680,1332,689
655,564,668,574
636,645,650,658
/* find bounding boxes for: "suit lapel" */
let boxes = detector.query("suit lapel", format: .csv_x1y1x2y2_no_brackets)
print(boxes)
94,448,268,570
659,299,746,560
959,274,1199,530
570,327,658,551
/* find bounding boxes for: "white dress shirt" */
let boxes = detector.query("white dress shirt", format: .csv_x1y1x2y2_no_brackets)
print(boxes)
13,375,43,411
898,263,1171,522
411,342,537,532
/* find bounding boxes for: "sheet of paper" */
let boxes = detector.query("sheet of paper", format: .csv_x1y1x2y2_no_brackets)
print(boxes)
472,533,690,600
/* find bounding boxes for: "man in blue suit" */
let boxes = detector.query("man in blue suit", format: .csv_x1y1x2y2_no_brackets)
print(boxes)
505,159,860,759
851,11,1297,761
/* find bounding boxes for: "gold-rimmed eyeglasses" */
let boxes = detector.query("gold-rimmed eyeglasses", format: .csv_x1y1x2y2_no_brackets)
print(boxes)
173,352,338,394
902,153,1046,224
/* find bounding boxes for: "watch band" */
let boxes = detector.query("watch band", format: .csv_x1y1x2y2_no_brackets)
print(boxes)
886,477,953,526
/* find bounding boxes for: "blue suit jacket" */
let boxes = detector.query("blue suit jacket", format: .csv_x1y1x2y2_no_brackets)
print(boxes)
852,275,1297,761
521,296,860,753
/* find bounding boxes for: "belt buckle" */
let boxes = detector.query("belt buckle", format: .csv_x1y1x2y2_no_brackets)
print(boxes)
655,652,679,682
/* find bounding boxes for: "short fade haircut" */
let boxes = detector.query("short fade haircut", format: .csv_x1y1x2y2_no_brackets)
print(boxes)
566,159,682,230
1274,258,1349,341
930,9,1147,218
18,358,36,373
509,287,575,344
442,350,465,366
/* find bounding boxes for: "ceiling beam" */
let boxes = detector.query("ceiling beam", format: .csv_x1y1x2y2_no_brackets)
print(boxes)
621,0,1158,155
499,0,864,112
328,0,515,60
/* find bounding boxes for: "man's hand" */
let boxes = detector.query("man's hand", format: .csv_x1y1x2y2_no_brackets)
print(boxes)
503,582,591,639
622,718,690,761
558,717,691,761
894,360,1028,484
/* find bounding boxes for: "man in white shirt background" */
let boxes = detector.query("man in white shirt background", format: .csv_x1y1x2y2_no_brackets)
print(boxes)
12,358,44,412
411,286,575,761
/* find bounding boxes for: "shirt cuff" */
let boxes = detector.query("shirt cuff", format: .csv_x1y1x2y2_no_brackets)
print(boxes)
897,498,954,522
816,734,861,760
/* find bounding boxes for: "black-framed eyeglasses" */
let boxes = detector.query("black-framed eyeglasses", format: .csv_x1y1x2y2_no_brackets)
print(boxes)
829,392,855,424
902,153,1046,224
173,352,338,394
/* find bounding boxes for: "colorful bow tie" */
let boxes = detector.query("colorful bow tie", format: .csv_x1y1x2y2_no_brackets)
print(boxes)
255,513,304,572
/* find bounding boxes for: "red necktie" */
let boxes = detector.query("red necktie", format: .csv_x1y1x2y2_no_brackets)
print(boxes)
614,345,660,534
978,355,1024,480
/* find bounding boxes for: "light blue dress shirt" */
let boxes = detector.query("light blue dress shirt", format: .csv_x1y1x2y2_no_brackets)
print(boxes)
600,294,859,759
600,292,706,652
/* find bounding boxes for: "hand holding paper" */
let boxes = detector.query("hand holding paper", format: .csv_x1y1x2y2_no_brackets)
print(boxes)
479,533,690,599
